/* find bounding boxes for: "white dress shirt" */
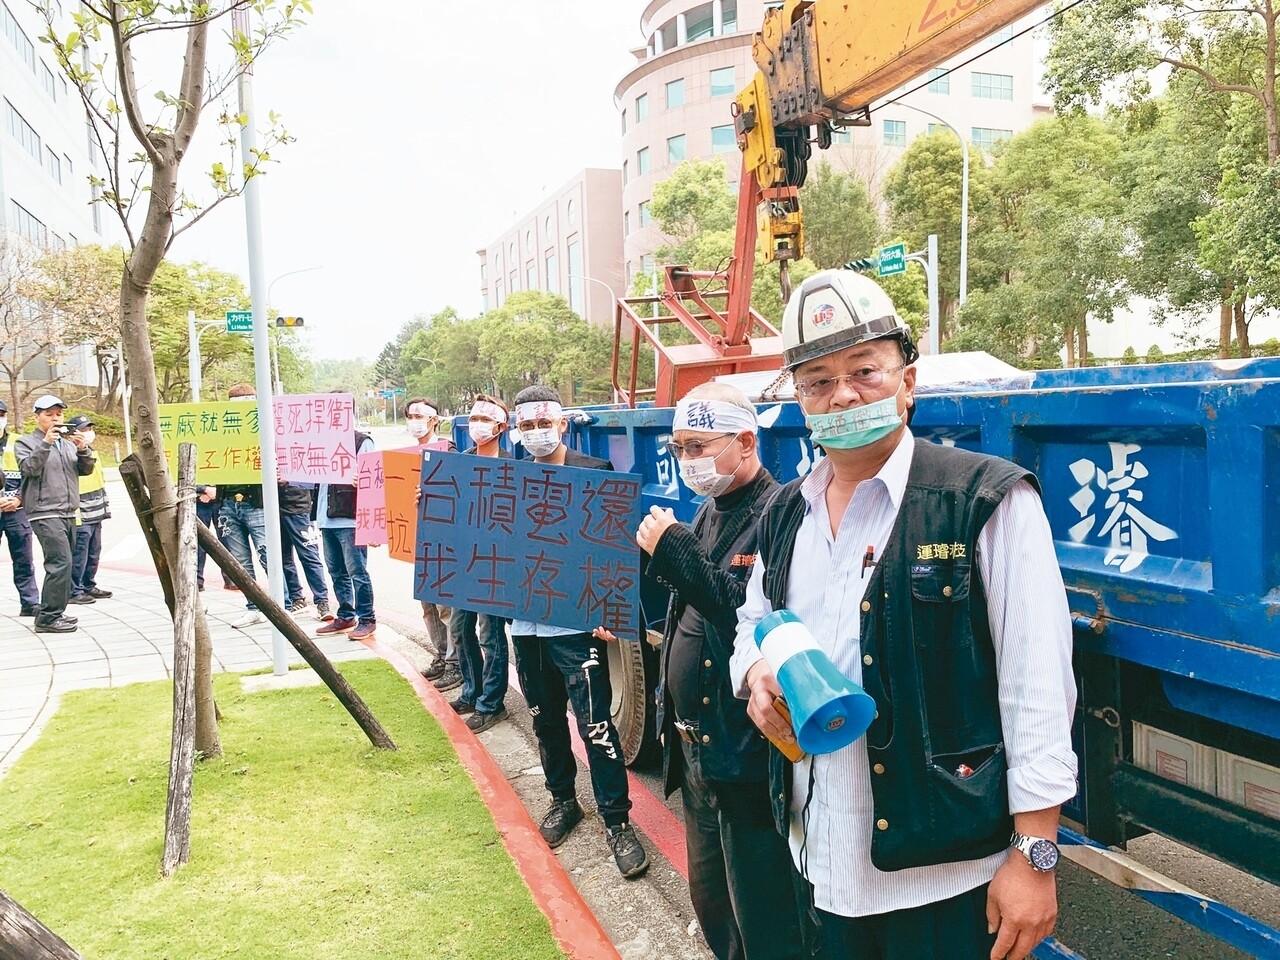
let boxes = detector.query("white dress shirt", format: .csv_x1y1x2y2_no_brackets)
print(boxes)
730,429,1078,917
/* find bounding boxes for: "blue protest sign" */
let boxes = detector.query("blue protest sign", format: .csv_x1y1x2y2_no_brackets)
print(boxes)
412,452,644,640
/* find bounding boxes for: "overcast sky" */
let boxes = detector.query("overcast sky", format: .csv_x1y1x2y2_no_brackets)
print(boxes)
168,2,642,363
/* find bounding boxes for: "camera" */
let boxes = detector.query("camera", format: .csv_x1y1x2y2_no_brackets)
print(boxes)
55,424,78,435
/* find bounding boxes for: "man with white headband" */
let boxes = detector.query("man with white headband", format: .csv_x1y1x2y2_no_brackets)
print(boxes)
628,381,804,960
405,396,458,687
444,394,514,734
730,270,1076,960
508,384,649,879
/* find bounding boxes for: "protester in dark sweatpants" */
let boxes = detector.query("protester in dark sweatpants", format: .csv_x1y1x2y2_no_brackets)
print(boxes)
15,395,95,633
0,399,40,616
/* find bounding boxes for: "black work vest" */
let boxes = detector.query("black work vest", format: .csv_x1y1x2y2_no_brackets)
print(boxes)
757,439,1034,872
324,431,372,519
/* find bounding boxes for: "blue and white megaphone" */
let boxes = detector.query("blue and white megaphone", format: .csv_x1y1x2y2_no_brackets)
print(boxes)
754,609,877,756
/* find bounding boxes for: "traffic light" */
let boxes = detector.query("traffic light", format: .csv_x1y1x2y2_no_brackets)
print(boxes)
844,258,877,273
273,316,305,327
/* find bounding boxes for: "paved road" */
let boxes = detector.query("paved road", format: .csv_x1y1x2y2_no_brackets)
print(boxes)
2,447,1275,959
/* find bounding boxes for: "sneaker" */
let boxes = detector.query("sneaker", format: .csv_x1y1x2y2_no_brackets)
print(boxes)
606,823,650,878
86,587,113,599
465,706,508,734
285,598,308,614
316,617,356,636
350,622,376,641
421,658,446,681
34,616,77,634
19,605,37,617
223,582,240,591
539,798,584,848
67,593,96,605
314,601,335,622
231,610,266,628
432,665,463,690
448,698,475,716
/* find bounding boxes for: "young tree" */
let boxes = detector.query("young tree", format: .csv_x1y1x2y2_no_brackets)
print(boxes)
36,244,125,410
41,1,308,759
798,161,882,269
0,234,72,417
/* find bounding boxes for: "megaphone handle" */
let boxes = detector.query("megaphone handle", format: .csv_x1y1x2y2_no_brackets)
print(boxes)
768,697,807,763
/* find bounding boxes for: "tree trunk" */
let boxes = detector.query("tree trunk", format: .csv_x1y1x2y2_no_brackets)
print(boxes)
1234,299,1250,356
1077,321,1089,367
0,889,82,959
162,443,198,877
1065,325,1077,367
1219,287,1234,359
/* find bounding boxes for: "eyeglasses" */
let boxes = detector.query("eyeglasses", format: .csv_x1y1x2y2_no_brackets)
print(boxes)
666,433,734,459
794,364,904,400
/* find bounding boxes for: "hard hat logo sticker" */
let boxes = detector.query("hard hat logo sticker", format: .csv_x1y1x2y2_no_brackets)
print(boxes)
812,304,836,328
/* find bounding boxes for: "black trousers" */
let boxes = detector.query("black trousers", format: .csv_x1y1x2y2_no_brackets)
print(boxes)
680,740,806,960
30,516,75,619
510,632,631,827
815,883,996,960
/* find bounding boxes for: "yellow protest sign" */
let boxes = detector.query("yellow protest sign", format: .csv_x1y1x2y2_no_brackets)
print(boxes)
158,401,263,483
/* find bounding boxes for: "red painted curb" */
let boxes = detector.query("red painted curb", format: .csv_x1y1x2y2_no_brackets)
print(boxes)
363,637,623,960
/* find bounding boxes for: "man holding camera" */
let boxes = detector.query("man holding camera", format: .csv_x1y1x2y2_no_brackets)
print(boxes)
14,395,96,633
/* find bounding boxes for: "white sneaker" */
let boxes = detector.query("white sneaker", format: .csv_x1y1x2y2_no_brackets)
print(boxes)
231,610,266,628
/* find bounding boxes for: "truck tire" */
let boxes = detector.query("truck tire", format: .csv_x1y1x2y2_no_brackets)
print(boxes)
609,632,662,767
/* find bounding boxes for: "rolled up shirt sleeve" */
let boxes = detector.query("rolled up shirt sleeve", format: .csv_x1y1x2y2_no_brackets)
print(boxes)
978,479,1080,814
730,556,770,698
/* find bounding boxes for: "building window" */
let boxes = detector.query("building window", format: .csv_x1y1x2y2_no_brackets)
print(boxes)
686,2,714,42
480,262,487,283
508,242,516,265
86,118,97,169
710,66,735,98
637,146,650,176
635,92,649,122
525,228,534,253
526,261,537,291
972,72,1013,100
711,124,735,154
659,18,677,51
927,122,941,135
5,100,40,162
58,75,67,99
41,62,56,99
927,68,950,94
639,201,652,227
545,251,559,293
50,232,65,251
831,127,852,144
620,108,627,135
623,210,630,236
9,200,47,246
495,251,503,274
567,198,578,226
623,159,629,186
566,239,583,313
985,25,1015,50
45,146,61,183
63,153,72,177
2,3,36,73
971,127,1013,150
723,0,738,33
509,269,518,295
883,120,906,147
544,215,554,242
91,183,101,232
667,134,686,165
495,280,504,308
666,78,685,109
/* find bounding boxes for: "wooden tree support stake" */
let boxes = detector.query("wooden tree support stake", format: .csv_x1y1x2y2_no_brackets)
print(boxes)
194,520,397,751
161,443,198,876
118,454,176,615
0,889,83,960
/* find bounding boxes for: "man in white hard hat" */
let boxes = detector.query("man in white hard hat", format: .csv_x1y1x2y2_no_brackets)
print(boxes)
729,270,1077,960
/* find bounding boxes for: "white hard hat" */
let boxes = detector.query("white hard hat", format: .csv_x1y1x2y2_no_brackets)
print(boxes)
781,269,919,370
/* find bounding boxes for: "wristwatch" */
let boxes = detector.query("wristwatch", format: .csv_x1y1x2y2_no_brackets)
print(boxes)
1010,831,1060,872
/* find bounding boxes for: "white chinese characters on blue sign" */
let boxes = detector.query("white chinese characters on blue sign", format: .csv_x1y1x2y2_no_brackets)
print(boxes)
1067,442,1178,573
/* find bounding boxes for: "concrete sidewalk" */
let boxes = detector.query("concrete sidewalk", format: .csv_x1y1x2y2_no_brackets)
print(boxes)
0,565,374,776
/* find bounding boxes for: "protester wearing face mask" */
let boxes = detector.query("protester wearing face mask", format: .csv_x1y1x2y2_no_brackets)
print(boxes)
439,394,514,734
404,396,457,682
65,415,113,605
614,382,805,960
508,384,650,880
730,270,1076,960
0,398,41,617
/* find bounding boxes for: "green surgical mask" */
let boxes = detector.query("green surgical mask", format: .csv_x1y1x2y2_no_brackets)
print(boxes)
804,394,904,449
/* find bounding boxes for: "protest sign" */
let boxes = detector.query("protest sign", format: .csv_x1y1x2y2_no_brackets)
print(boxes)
354,449,422,560
412,452,644,640
273,393,358,483
353,450,387,547
158,401,262,483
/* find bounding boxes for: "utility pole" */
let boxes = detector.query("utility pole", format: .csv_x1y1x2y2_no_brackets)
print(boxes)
906,235,940,355
235,6,287,675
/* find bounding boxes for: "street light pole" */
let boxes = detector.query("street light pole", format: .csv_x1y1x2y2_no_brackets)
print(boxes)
186,311,228,403
895,103,969,307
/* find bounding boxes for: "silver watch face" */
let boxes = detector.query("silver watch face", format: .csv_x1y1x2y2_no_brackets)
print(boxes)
1029,839,1059,871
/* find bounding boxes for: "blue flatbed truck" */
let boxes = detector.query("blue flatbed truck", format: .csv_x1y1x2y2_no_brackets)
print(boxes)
549,355,1280,959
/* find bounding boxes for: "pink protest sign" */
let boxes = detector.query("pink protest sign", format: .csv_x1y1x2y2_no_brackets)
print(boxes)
354,450,387,547
273,393,358,483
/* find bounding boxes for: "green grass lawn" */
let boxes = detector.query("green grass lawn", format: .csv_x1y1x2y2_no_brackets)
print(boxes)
0,661,565,960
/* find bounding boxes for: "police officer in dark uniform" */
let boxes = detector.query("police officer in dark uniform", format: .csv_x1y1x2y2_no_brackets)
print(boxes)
0,398,40,616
